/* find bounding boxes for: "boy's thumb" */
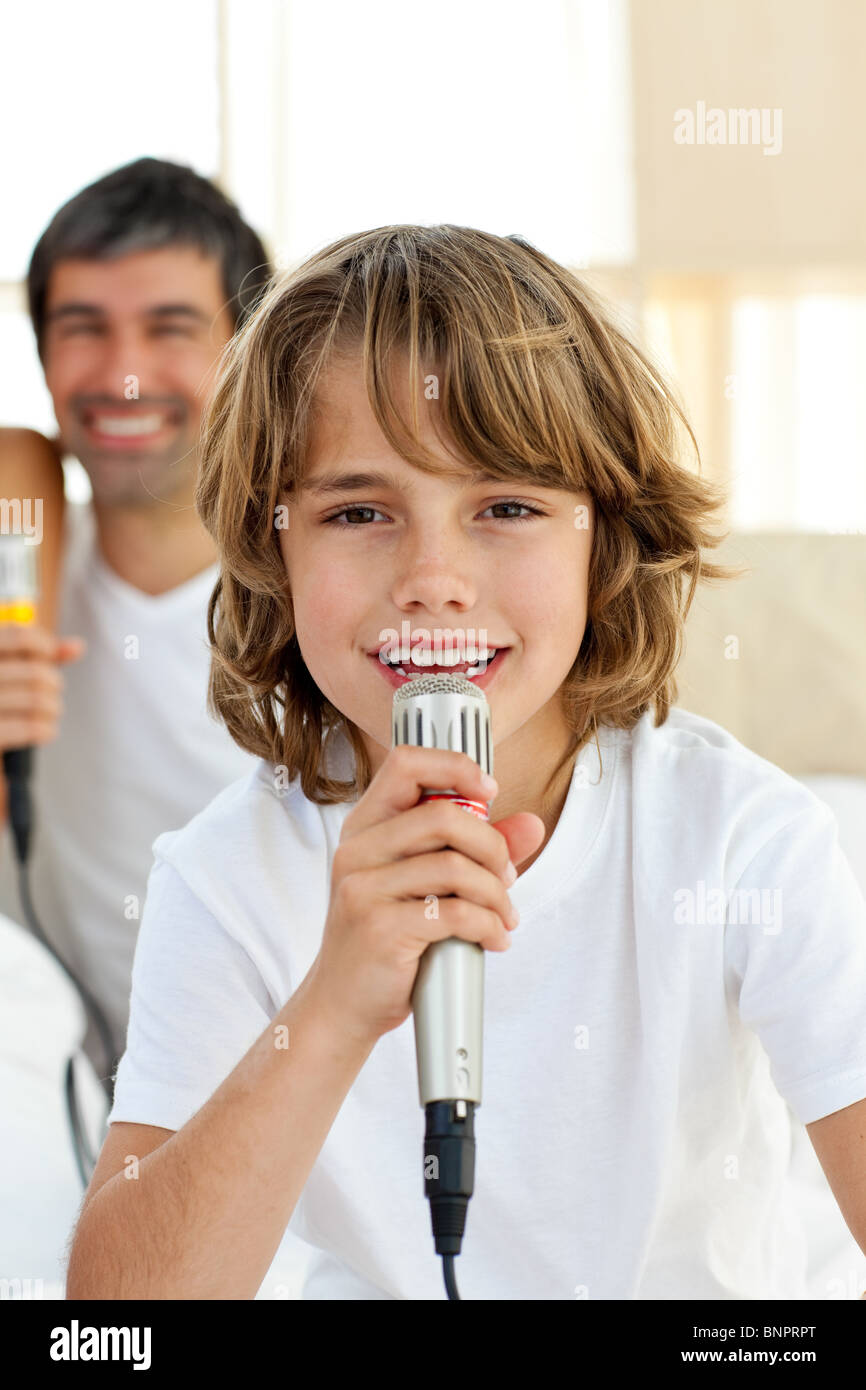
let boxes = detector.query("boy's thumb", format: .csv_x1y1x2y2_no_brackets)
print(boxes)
491,812,546,867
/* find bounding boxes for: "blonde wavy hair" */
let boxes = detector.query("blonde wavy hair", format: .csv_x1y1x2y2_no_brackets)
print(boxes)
195,224,743,811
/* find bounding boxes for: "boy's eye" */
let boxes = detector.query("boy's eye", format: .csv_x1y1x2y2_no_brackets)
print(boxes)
322,500,546,526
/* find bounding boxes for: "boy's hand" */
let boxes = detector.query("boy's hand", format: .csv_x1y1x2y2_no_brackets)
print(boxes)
306,744,544,1048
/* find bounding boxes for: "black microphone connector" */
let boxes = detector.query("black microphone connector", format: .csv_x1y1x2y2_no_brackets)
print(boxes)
423,1098,477,1300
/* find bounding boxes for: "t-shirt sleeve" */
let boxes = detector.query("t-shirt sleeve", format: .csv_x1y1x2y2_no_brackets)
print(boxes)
724,797,866,1126
108,853,276,1132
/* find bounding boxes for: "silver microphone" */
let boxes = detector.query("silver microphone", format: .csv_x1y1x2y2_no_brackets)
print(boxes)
391,671,493,1107
391,670,494,1280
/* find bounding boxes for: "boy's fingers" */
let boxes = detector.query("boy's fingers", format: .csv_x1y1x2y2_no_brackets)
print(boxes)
346,745,495,836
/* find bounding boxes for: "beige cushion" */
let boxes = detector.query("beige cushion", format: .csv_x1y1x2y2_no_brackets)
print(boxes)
676,533,866,776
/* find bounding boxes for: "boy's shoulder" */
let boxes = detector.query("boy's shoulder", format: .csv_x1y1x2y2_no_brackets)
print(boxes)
627,705,836,861
633,703,808,782
636,703,771,755
147,741,360,924
150,757,342,876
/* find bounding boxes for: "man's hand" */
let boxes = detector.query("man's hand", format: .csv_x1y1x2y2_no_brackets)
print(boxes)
0,426,78,831
0,622,86,753
0,624,86,827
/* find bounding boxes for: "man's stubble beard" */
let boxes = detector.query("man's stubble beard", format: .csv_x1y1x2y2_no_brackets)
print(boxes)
81,440,200,511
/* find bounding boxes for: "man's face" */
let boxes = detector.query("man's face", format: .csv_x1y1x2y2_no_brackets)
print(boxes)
42,245,236,507
278,350,594,775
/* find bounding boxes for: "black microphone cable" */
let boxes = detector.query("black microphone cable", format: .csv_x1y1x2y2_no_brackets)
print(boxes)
4,746,116,1186
424,1098,476,1300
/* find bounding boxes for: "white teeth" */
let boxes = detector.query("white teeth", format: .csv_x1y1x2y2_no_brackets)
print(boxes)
390,651,500,680
383,648,497,667
465,653,499,677
90,414,169,436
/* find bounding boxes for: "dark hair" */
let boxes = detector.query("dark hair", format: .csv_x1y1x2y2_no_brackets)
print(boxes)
27,157,273,361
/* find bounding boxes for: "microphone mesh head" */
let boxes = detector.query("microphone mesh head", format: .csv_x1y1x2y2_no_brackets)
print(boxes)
391,673,492,775
392,672,487,703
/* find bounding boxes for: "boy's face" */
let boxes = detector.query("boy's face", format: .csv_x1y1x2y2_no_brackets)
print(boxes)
41,245,235,507
278,350,594,782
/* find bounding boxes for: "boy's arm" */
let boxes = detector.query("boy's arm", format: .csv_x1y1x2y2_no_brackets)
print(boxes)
66,963,375,1300
806,1095,866,1284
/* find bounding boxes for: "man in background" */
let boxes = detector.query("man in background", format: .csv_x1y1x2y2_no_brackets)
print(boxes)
0,157,274,1077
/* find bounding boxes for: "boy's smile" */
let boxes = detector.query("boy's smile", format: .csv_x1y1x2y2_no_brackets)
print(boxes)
366,631,511,688
277,347,594,837
367,646,509,689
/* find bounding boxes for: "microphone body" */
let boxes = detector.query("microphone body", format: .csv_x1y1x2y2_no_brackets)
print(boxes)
0,431,65,853
391,671,494,1264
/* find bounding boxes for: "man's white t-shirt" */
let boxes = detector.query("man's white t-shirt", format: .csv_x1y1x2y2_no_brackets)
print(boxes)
108,706,866,1300
0,500,259,1068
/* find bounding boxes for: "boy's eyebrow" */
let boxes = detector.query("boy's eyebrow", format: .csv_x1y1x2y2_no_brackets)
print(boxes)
301,468,510,496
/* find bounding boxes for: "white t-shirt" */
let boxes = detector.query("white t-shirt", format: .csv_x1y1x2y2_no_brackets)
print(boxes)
108,706,866,1300
0,909,107,1296
0,501,259,1069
